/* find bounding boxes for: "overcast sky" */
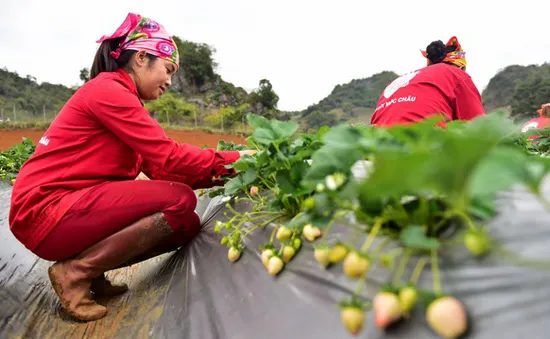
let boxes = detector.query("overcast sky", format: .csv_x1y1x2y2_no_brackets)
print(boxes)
1,0,550,111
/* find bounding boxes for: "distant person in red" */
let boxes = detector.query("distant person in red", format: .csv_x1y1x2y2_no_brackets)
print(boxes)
370,36,485,127
9,13,254,322
521,103,550,140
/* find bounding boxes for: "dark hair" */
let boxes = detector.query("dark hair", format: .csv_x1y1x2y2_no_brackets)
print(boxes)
542,106,550,118
425,40,457,65
90,36,157,79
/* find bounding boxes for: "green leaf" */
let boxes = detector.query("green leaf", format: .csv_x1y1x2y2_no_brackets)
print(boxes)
247,114,271,130
290,161,309,184
230,156,256,172
242,167,257,186
247,114,299,146
276,170,295,194
303,146,364,185
223,167,257,195
469,145,550,197
322,124,365,149
271,120,299,139
400,225,440,250
468,195,496,221
224,175,244,195
467,146,528,197
252,128,277,145
208,187,226,198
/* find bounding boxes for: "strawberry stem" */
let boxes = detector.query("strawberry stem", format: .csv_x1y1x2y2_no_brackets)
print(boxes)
360,218,384,252
392,248,412,286
269,226,278,244
371,237,390,259
431,249,442,295
247,211,285,218
353,271,369,297
320,216,338,243
409,256,427,285
225,202,240,215
258,176,276,191
383,247,404,262
242,215,283,243
451,210,477,232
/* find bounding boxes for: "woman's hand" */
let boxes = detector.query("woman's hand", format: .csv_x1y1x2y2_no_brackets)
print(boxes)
238,150,257,157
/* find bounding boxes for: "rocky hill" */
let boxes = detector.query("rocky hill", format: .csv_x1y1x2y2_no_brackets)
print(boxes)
297,71,398,130
481,63,550,121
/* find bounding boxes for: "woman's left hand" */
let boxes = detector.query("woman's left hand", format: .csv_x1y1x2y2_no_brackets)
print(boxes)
238,150,257,157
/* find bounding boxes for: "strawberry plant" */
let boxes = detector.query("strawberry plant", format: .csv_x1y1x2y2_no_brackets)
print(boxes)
0,137,35,183
212,114,326,273
207,113,550,338
216,140,248,152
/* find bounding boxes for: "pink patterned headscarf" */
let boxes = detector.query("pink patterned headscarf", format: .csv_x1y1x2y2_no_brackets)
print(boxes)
96,13,179,66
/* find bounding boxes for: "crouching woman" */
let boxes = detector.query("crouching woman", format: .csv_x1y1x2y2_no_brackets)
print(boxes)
9,13,253,322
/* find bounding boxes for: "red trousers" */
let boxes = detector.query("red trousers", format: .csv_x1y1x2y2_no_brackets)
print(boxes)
34,180,201,261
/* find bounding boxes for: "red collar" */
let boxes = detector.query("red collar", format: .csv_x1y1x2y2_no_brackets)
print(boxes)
115,68,140,99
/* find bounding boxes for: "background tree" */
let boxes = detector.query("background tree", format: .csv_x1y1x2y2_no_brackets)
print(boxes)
79,68,90,83
248,79,280,115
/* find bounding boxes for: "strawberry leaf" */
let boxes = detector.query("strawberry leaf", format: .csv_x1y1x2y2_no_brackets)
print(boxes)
400,226,441,250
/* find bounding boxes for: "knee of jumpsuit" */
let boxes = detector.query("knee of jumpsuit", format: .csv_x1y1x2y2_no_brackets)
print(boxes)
161,182,200,233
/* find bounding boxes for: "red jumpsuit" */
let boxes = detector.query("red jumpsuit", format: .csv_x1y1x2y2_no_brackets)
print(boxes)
521,116,550,141
9,68,240,261
370,63,485,127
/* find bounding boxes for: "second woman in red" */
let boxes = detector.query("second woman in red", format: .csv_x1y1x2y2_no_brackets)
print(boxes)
370,37,485,127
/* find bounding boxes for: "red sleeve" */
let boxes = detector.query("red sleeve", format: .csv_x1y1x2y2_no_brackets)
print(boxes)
139,156,236,189
86,82,241,180
452,78,486,121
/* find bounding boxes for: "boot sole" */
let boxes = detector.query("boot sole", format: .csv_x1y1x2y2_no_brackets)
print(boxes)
48,265,108,322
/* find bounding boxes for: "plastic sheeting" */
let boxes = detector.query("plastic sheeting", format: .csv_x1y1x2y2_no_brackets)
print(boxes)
1,179,550,338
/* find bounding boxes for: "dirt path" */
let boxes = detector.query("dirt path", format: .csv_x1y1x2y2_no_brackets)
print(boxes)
0,128,246,150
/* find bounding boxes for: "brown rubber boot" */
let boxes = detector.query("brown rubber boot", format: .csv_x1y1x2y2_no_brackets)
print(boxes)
48,212,174,322
110,223,201,270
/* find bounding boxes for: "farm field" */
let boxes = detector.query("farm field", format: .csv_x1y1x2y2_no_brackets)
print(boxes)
0,128,247,151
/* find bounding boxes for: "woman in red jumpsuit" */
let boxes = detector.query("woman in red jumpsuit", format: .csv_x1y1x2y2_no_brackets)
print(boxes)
370,36,486,127
521,103,550,140
9,13,253,322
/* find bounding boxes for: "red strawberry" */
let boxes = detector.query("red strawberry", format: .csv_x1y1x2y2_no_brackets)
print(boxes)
267,256,284,276
426,296,467,338
303,224,321,241
261,249,274,267
250,186,259,196
373,292,402,328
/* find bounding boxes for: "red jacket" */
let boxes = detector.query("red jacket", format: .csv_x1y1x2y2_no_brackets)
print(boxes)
370,63,485,127
9,68,240,251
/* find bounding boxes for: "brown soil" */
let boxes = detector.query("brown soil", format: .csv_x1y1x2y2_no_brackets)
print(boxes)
0,128,246,151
